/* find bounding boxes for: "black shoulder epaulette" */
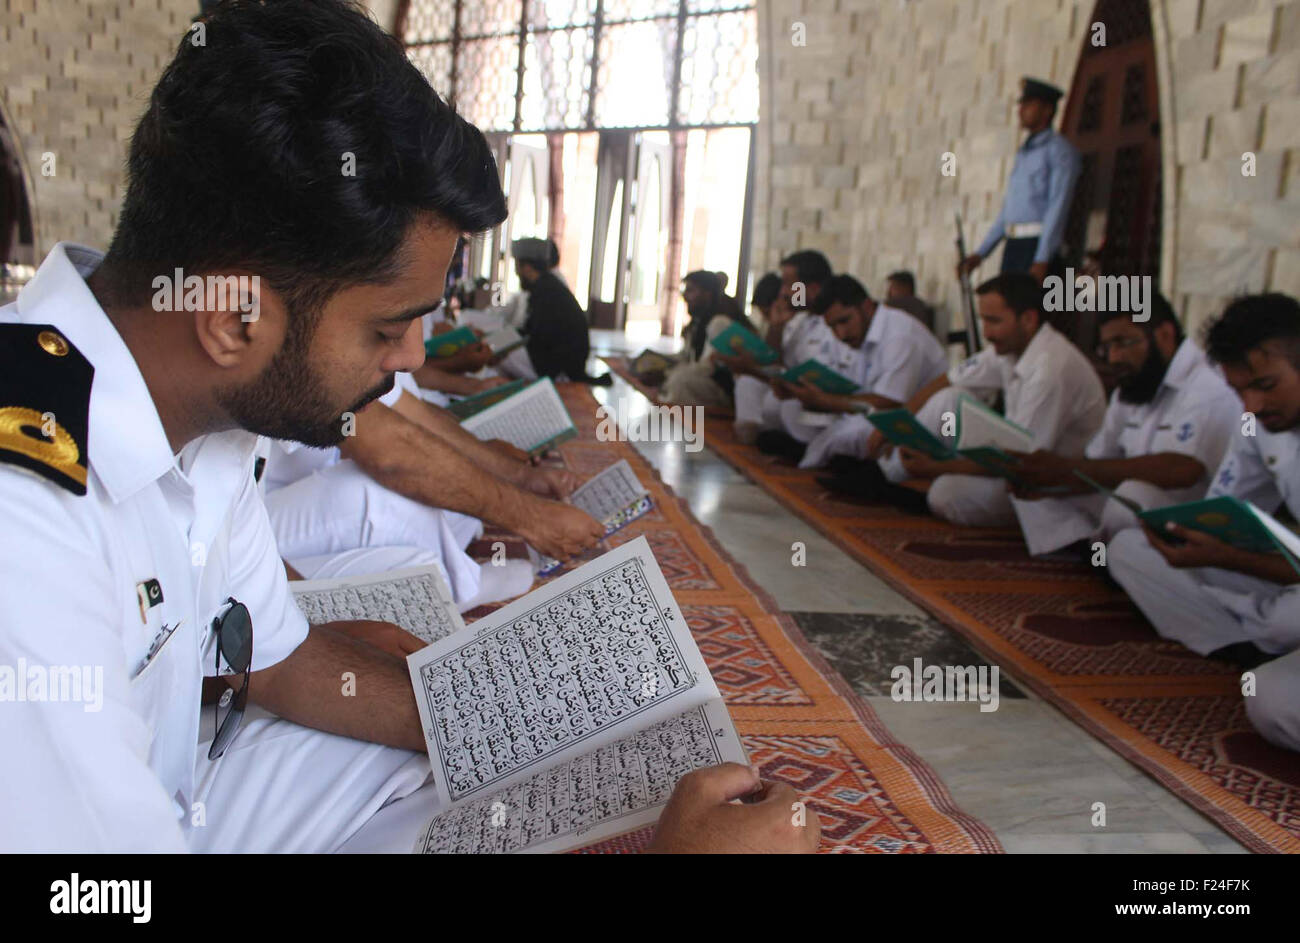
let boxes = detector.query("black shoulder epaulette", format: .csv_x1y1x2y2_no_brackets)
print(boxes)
0,323,94,495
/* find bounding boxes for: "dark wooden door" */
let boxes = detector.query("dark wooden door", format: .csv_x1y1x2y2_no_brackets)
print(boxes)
1059,0,1162,282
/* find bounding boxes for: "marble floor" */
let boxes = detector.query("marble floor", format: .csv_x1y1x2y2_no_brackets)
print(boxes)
588,330,1248,854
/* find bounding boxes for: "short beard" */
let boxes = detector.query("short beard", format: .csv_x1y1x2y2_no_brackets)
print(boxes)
216,310,395,448
1116,343,1169,405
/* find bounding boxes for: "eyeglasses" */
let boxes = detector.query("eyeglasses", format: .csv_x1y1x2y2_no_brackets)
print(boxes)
1095,336,1147,358
209,597,253,761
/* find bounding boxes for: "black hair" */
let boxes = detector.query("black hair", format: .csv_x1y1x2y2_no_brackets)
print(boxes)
1096,290,1183,343
547,239,560,268
1203,293,1300,369
751,272,781,308
975,273,1045,320
683,270,724,301
100,0,507,316
779,250,833,288
886,270,915,293
811,273,871,314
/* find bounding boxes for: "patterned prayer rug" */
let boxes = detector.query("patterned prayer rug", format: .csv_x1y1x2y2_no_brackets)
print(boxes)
598,357,1300,854
465,381,1002,853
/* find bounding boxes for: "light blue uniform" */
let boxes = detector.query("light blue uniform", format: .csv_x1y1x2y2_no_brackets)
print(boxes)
976,128,1082,265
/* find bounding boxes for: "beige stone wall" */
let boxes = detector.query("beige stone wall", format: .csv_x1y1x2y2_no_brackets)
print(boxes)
754,0,1300,338
1,0,196,254
0,0,400,257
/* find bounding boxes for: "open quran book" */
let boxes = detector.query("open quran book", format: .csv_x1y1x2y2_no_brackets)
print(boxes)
530,459,654,575
482,325,526,357
290,565,466,644
1138,495,1300,574
424,325,479,359
780,358,861,395
406,537,746,853
709,322,779,365
867,394,1034,479
458,377,577,456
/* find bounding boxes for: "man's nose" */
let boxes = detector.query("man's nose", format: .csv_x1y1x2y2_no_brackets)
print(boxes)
383,319,427,374
1240,392,1266,416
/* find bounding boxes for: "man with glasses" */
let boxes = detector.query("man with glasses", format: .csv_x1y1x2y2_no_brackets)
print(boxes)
1004,293,1240,556
1107,295,1300,751
0,0,817,854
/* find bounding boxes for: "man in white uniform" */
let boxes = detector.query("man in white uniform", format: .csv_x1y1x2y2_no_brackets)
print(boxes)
717,250,836,445
1107,294,1300,752
785,274,948,469
827,274,1106,524
1005,294,1239,555
0,0,817,853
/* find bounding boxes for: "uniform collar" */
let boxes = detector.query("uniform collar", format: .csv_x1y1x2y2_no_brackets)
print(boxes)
15,243,176,504
861,303,906,350
1011,321,1057,378
1022,128,1054,150
1159,338,1202,393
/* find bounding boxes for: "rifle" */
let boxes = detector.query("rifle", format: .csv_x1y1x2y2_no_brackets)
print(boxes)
953,211,982,356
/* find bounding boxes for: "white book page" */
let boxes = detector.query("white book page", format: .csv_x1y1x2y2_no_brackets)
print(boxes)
291,566,465,644
531,460,653,574
1247,502,1300,560
569,459,649,521
413,698,746,854
955,394,1033,452
461,378,574,451
483,326,523,353
407,537,719,807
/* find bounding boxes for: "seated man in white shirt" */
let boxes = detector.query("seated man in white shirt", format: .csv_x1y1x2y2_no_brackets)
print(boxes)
715,250,837,445
772,274,948,469
825,274,1107,525
1003,293,1240,556
0,0,817,854
1107,294,1300,751
261,369,596,611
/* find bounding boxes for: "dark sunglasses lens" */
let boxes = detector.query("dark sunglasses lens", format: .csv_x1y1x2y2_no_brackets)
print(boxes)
209,682,248,760
219,603,252,673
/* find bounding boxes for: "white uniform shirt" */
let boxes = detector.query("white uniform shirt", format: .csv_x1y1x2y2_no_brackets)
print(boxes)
0,244,309,851
853,303,948,404
262,372,414,492
949,322,1107,455
1085,339,1240,491
781,311,845,367
1207,424,1300,521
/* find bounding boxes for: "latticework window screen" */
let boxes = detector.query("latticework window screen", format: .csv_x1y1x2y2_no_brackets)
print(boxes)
400,0,759,132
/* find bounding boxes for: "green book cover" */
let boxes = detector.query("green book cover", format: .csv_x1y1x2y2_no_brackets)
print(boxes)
781,358,860,395
447,378,530,421
1140,495,1293,557
866,411,1030,481
866,409,954,461
710,322,779,365
424,325,478,359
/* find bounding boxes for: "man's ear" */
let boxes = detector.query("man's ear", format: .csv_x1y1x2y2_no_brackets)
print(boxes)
191,272,287,369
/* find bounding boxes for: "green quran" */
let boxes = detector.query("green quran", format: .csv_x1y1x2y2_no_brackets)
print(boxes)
709,323,779,365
